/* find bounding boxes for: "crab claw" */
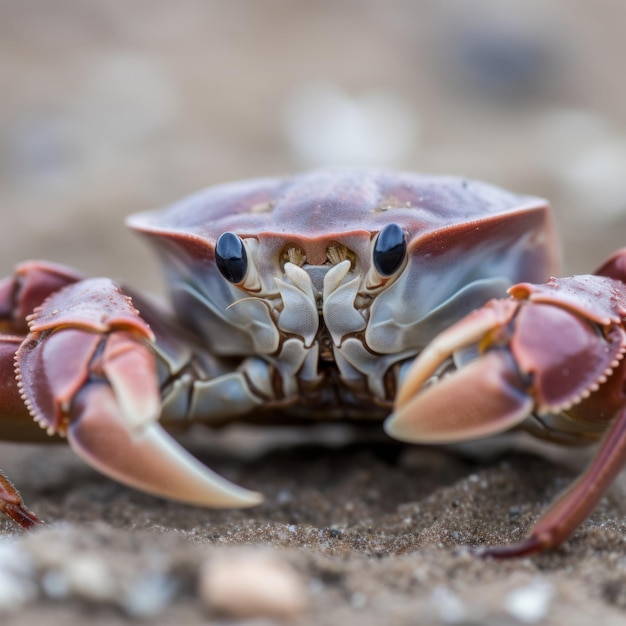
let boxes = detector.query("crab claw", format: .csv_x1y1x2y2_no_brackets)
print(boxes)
385,277,626,556
16,278,262,510
385,299,534,443
67,383,262,508
385,281,626,445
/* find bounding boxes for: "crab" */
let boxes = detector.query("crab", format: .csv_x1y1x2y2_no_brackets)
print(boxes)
1,169,625,558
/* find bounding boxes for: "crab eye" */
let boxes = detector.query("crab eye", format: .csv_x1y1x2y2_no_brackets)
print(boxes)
373,223,406,276
215,232,248,284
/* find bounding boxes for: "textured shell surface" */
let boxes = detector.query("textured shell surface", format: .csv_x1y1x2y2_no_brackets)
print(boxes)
128,169,546,248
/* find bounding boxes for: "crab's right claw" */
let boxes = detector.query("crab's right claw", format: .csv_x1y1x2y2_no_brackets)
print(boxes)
385,299,534,443
16,279,262,509
67,383,263,508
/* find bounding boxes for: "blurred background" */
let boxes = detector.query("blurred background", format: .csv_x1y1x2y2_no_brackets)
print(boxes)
1,0,625,295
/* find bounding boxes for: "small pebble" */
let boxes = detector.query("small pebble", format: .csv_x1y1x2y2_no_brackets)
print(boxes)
199,549,308,619
0,540,35,578
0,540,37,611
64,555,116,602
431,586,467,624
41,570,70,600
0,569,37,612
504,579,553,623
121,573,176,618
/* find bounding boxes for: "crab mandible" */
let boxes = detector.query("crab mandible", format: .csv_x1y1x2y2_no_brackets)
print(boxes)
0,169,623,557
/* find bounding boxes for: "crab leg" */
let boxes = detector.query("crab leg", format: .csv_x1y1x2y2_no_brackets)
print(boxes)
0,335,49,523
0,262,87,526
16,277,262,510
0,472,41,528
480,404,626,557
0,338,41,525
595,246,626,282
0,260,84,334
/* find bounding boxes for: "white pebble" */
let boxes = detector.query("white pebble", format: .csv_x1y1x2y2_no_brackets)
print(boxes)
504,579,553,623
0,540,37,611
41,570,70,600
64,555,116,602
431,586,467,624
122,573,176,618
0,539,34,578
199,549,308,619
0,570,37,612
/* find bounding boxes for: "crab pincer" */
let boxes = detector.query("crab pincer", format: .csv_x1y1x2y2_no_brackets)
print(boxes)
14,278,261,518
386,275,626,556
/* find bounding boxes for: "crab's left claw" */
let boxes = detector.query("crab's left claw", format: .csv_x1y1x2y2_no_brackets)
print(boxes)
385,277,626,556
385,299,534,443
16,278,262,510
386,279,626,446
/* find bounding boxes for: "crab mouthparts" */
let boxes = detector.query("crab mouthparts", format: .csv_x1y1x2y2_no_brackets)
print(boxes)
301,264,333,298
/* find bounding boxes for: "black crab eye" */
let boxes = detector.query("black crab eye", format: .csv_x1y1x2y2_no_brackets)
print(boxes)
373,223,407,277
215,232,248,284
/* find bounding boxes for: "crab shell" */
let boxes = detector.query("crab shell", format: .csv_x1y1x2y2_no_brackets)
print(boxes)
127,170,558,413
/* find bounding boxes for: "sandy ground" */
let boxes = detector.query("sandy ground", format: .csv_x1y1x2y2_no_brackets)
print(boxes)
2,1,626,624
1,432,626,625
